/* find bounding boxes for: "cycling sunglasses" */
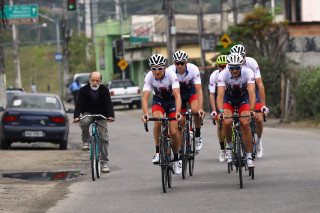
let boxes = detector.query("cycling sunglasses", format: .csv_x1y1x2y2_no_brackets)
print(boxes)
218,64,226,69
175,62,185,66
229,66,241,70
151,67,165,72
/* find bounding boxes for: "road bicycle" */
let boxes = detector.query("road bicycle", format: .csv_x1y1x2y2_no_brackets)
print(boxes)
180,110,201,179
144,116,180,193
219,107,253,189
79,114,111,181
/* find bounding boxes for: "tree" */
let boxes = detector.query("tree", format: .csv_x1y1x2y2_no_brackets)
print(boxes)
68,34,96,75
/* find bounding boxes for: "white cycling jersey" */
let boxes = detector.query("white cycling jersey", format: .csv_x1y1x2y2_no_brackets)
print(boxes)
243,56,261,79
143,68,179,99
218,66,255,98
209,69,220,93
167,63,201,93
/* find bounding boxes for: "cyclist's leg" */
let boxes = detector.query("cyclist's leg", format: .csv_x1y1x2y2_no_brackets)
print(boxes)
167,101,182,175
96,119,110,172
255,85,264,140
79,112,93,149
151,97,165,163
255,85,264,158
152,96,165,147
223,93,235,162
239,107,252,154
223,101,234,142
180,96,188,145
239,103,254,167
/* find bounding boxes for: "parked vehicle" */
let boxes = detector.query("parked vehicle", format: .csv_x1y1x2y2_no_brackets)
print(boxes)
0,93,74,150
106,79,141,109
65,73,91,103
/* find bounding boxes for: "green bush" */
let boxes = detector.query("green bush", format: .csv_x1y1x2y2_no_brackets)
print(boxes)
295,68,320,122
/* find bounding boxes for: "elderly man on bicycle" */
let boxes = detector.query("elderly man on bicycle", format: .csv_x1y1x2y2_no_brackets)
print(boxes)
167,50,205,151
74,71,115,173
141,54,182,175
217,54,256,168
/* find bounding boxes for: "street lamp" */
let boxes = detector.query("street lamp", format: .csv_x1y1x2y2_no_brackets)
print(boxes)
18,23,47,42
38,13,63,98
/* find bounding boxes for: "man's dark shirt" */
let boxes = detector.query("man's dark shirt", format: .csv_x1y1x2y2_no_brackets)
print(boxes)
74,84,114,119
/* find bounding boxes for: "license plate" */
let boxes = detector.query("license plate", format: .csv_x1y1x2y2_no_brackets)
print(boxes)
24,131,44,137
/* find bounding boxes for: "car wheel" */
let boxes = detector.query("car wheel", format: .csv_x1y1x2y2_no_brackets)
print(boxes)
129,103,134,109
60,138,68,150
0,137,10,150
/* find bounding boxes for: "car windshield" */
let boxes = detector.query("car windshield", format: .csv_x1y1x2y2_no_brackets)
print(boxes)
77,75,90,85
111,81,133,88
10,95,61,110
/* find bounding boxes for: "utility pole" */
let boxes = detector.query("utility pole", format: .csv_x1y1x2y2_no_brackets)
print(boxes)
10,0,22,88
220,0,228,34
233,0,238,25
197,0,209,112
77,0,81,36
85,0,92,38
0,11,6,108
62,0,70,97
164,0,176,65
114,0,125,79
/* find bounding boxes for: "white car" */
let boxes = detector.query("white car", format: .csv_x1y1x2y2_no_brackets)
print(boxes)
106,79,141,109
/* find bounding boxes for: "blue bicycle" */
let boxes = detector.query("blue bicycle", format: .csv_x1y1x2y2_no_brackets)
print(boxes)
79,114,111,181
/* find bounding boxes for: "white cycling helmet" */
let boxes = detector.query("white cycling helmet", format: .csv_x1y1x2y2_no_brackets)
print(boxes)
149,54,166,67
173,50,188,62
227,54,243,66
230,44,246,56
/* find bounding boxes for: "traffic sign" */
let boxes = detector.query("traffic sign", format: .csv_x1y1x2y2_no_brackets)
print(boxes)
55,53,63,62
117,59,128,71
220,34,231,49
4,5,38,25
201,35,216,52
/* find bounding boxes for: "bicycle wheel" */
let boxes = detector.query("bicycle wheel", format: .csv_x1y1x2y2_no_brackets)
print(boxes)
189,129,195,176
236,132,243,189
181,130,188,179
167,139,173,188
96,141,101,179
160,136,168,193
90,139,96,181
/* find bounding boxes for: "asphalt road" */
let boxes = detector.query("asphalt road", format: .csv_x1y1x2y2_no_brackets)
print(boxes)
42,107,320,213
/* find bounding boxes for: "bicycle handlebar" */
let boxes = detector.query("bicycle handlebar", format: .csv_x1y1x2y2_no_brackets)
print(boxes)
79,114,109,120
144,115,181,132
73,114,113,123
253,109,267,122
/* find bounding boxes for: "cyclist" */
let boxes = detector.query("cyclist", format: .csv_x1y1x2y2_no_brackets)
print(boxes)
74,71,115,173
230,44,269,158
141,54,182,175
217,54,256,168
209,55,227,162
167,50,205,151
